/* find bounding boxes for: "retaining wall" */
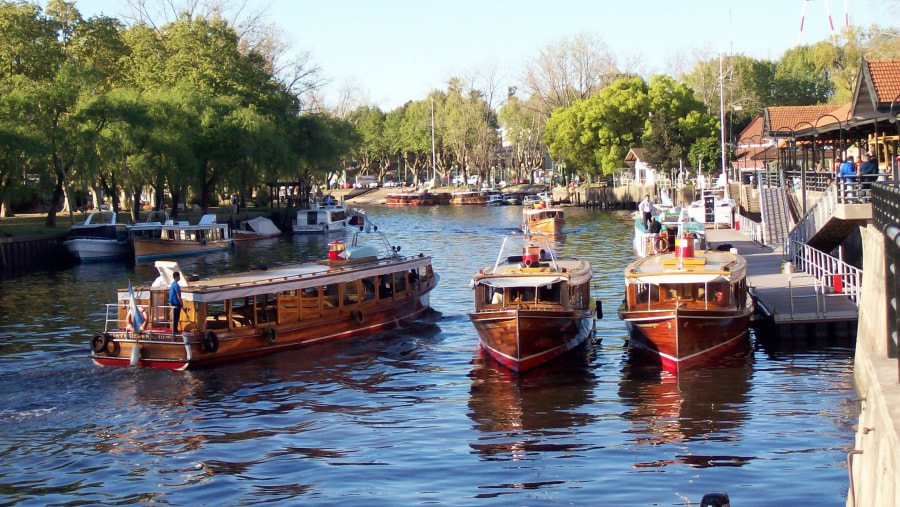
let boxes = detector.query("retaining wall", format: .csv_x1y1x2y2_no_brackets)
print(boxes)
847,224,900,506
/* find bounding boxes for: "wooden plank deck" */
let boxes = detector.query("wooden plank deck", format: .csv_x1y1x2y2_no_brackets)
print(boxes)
704,228,859,325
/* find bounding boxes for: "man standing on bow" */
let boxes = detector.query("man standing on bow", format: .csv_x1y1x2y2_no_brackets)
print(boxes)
638,194,653,230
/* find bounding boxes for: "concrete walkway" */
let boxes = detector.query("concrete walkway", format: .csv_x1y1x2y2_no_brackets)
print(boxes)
705,228,858,324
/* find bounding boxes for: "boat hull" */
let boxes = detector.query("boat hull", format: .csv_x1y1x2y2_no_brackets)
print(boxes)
92,292,434,369
133,238,233,260
619,306,752,372
523,217,565,236
468,309,593,372
292,219,349,234
385,194,436,206
232,231,281,242
64,238,130,262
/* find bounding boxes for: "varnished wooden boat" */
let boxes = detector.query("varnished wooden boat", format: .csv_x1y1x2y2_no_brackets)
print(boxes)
521,207,565,236
385,191,436,206
617,247,753,372
449,190,488,205
91,225,439,369
130,213,232,261
468,233,595,372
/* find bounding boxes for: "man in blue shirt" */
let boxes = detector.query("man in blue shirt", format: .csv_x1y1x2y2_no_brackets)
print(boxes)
169,272,183,336
839,156,857,202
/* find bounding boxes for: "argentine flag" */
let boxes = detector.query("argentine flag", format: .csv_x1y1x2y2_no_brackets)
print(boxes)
128,280,145,333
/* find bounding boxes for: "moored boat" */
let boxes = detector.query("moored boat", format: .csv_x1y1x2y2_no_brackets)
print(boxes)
522,207,565,236
617,247,753,372
90,223,440,369
233,216,282,242
468,233,595,372
293,196,352,234
449,190,488,205
385,190,437,206
130,213,233,261
63,211,130,262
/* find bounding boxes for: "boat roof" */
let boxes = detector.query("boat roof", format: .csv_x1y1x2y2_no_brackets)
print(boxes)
624,250,746,285
123,254,432,303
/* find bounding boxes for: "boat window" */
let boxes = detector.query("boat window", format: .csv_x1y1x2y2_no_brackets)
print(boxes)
510,288,535,303
408,269,420,289
323,283,340,310
343,280,360,306
538,283,561,304
205,300,229,331
231,297,255,327
362,277,377,302
488,287,503,305
301,286,321,317
306,212,318,225
394,271,407,293
376,275,392,299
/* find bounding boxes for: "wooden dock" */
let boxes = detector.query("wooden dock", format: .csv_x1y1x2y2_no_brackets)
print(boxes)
704,228,858,327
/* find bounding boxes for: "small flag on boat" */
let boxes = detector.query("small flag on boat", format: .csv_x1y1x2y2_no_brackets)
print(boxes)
128,280,145,332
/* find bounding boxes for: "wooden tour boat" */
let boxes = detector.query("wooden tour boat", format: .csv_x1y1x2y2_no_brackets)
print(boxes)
449,190,488,205
617,245,753,372
468,233,596,372
130,213,233,261
233,216,282,242
63,211,131,262
385,190,437,206
522,207,565,236
91,223,439,369
292,196,353,234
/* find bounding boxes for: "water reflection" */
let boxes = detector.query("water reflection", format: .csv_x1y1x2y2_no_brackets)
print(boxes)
466,344,597,459
618,347,755,468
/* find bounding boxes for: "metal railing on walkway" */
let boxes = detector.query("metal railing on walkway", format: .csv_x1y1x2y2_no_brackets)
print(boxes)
788,239,862,305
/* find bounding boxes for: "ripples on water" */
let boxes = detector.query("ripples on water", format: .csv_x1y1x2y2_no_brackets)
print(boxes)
0,206,857,505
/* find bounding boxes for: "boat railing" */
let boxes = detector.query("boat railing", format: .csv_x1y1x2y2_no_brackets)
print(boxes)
788,239,861,305
491,232,559,272
103,302,180,337
787,273,822,317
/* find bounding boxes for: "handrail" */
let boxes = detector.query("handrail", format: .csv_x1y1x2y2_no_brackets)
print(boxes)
789,239,862,305
787,273,821,317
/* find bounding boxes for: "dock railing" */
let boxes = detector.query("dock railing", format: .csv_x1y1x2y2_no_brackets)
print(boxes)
789,239,862,305
735,214,764,244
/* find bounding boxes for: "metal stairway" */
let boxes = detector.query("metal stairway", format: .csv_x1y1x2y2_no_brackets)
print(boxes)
759,186,791,246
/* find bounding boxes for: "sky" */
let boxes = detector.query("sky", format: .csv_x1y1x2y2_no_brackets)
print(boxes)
67,0,892,110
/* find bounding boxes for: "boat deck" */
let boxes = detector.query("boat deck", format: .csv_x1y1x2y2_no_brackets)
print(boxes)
704,228,858,325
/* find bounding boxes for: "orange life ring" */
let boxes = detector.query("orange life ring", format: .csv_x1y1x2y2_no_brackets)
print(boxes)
654,237,669,252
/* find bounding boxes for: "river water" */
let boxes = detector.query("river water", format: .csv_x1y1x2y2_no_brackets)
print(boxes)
0,205,858,506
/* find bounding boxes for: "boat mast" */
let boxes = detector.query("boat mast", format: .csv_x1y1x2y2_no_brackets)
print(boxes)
719,54,728,185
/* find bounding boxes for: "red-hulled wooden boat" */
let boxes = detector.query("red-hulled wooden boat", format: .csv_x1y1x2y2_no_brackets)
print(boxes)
617,246,753,373
468,233,595,372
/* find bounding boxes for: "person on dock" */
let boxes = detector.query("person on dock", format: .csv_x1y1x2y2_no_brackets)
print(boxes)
638,194,653,229
169,272,183,336
839,156,857,201
858,153,878,202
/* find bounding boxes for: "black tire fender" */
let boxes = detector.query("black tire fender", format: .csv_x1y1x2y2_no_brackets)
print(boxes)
350,309,364,325
264,326,277,344
91,333,111,354
203,331,219,353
